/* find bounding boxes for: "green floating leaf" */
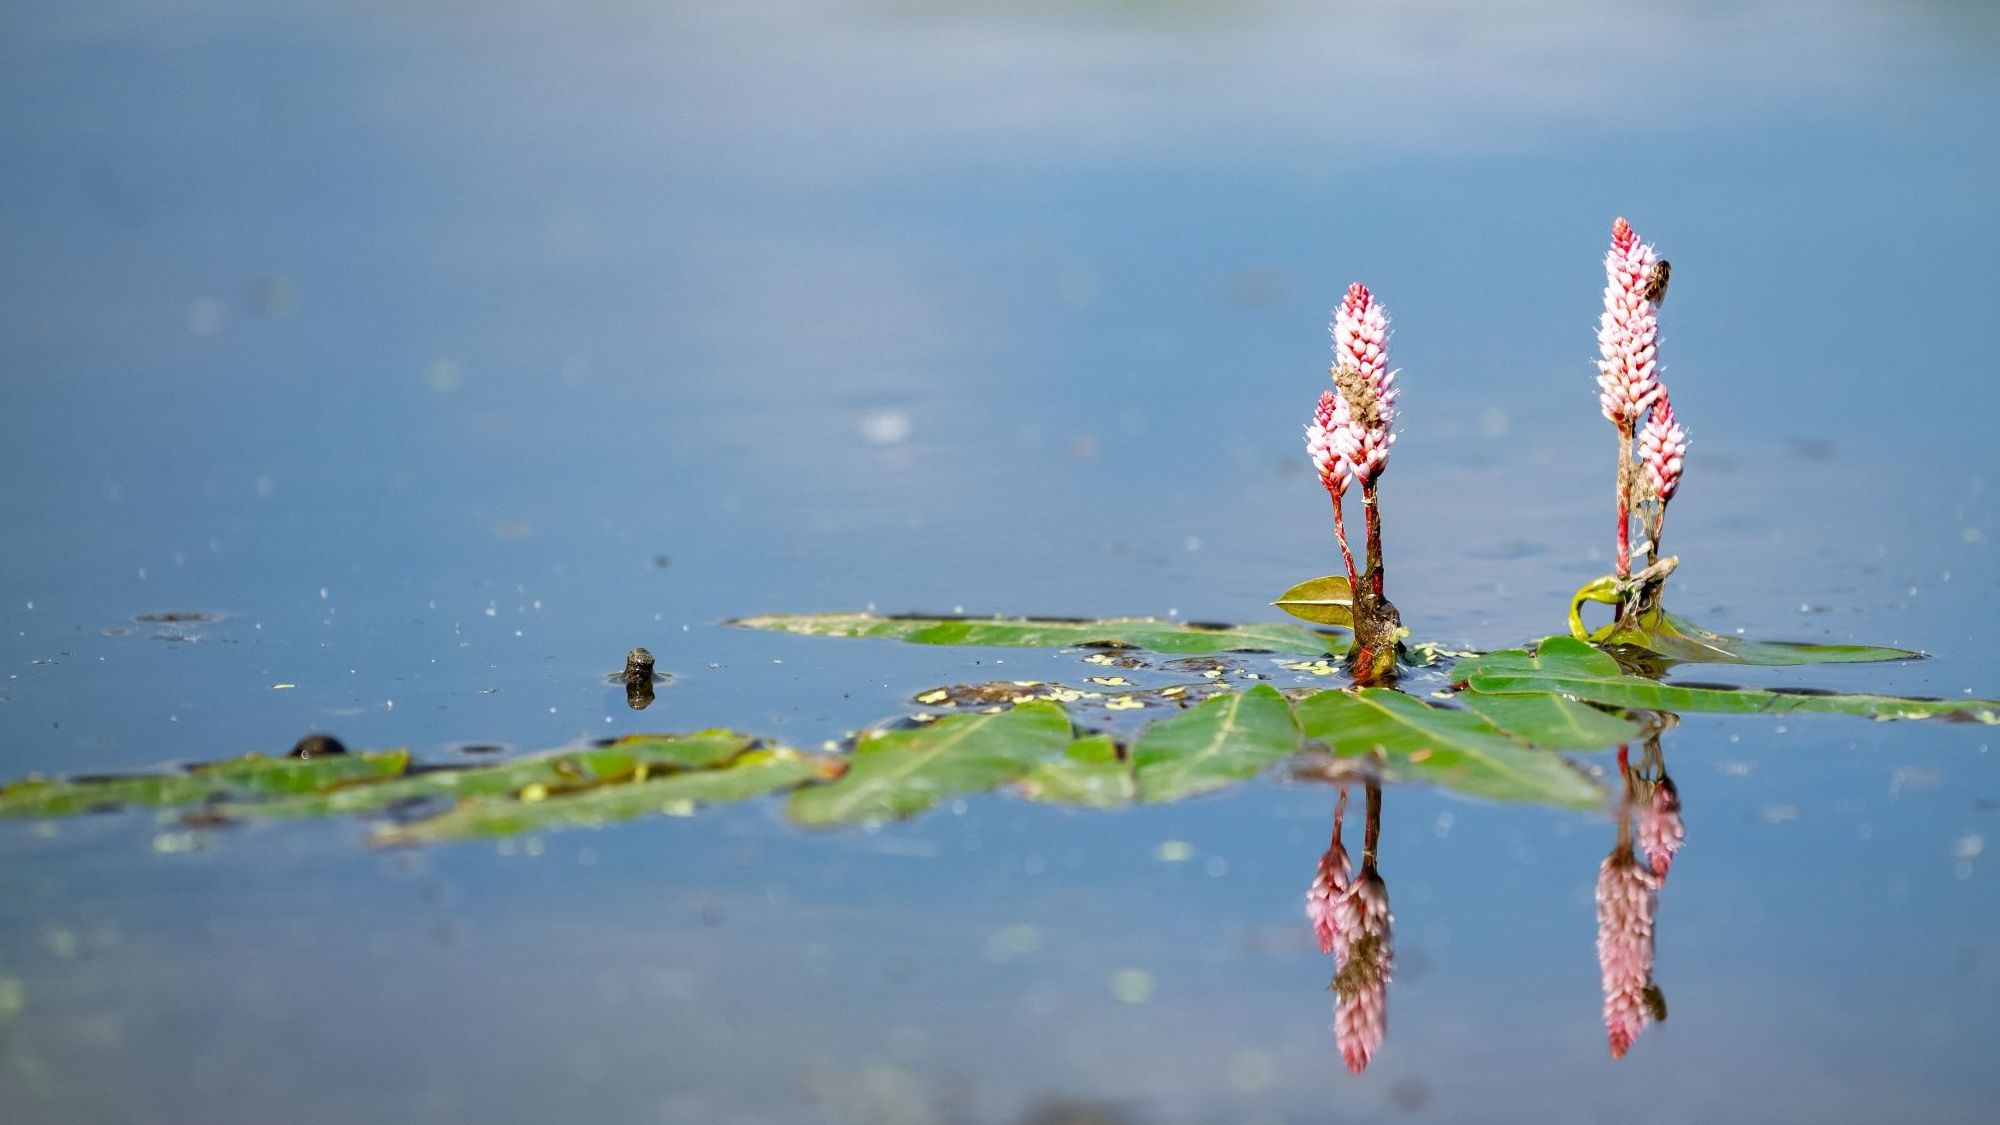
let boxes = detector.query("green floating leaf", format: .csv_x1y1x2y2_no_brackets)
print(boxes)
1454,692,1643,750
731,613,1345,657
1568,576,1921,666
1598,609,1923,666
1270,575,1355,627
1295,688,1604,808
220,732,759,820
1133,684,1300,803
787,702,1073,826
1018,735,1136,808
378,750,835,844
1459,637,2000,723
0,750,411,818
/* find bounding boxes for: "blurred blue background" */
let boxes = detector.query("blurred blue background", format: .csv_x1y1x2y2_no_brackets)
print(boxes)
2,2,1997,1122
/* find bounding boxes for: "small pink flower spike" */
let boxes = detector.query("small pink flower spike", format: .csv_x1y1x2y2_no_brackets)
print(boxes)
1597,219,1662,429
1305,389,1354,498
1332,283,1396,483
1596,849,1660,1059
1306,801,1353,957
1639,393,1689,503
1638,778,1684,880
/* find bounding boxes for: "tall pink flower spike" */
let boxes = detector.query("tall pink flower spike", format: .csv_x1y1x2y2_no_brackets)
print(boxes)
1639,392,1689,503
1595,848,1660,1059
1597,219,1662,429
1595,218,1666,579
1335,872,1393,1073
1332,282,1396,484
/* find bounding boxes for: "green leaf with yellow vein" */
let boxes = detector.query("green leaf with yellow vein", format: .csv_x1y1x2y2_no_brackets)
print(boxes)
1295,688,1604,808
1132,684,1300,803
787,702,1073,826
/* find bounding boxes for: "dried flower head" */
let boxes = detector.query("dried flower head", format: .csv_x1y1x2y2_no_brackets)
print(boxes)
1596,849,1661,1059
1597,218,1662,429
1638,393,1688,503
1332,283,1396,482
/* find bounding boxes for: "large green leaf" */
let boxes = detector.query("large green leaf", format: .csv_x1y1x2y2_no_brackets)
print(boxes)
731,613,1345,656
1018,735,1136,808
378,750,836,844
1132,684,1301,803
0,750,412,818
1270,575,1355,627
1294,689,1605,808
787,702,1074,826
1454,692,1643,750
1460,637,2000,722
219,732,759,820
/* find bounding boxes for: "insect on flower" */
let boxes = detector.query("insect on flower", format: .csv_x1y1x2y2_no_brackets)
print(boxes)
1642,259,1671,305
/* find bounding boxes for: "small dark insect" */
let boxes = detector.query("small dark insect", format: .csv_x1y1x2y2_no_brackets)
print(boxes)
1642,259,1671,305
1642,983,1669,1022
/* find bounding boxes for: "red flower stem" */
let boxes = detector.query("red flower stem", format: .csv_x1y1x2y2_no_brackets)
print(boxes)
1330,493,1361,595
1362,481,1385,601
1614,428,1633,581
1361,782,1383,871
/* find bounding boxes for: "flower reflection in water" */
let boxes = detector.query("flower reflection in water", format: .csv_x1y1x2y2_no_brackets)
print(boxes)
1596,736,1680,1058
1307,783,1393,1073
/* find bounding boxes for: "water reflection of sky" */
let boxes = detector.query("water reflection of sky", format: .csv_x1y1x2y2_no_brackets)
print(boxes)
2,1,1998,1121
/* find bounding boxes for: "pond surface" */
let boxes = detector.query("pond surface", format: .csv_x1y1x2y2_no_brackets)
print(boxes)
4,1,1999,1121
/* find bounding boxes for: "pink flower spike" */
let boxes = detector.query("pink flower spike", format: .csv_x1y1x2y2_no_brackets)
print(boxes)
1305,389,1354,497
1596,850,1660,1059
1596,218,1662,429
1333,873,1393,1073
1638,779,1685,879
1331,283,1396,483
1639,394,1689,503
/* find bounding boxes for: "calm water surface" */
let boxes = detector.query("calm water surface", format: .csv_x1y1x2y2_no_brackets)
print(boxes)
3,2,1998,1122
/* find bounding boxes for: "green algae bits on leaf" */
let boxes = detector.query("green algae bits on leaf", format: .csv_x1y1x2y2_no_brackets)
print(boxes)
731,612,1345,657
786,702,1074,827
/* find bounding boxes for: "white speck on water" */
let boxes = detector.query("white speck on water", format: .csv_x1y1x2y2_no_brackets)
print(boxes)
1185,536,1202,552
484,607,497,617
1953,834,1983,861
319,588,329,600
185,296,227,336
548,707,557,714
426,358,463,393
1435,812,1455,838
861,410,913,446
23,602,30,610
385,700,394,710
1718,761,1752,776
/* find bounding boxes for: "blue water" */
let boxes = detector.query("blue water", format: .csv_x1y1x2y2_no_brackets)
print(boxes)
3,2,1998,1121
